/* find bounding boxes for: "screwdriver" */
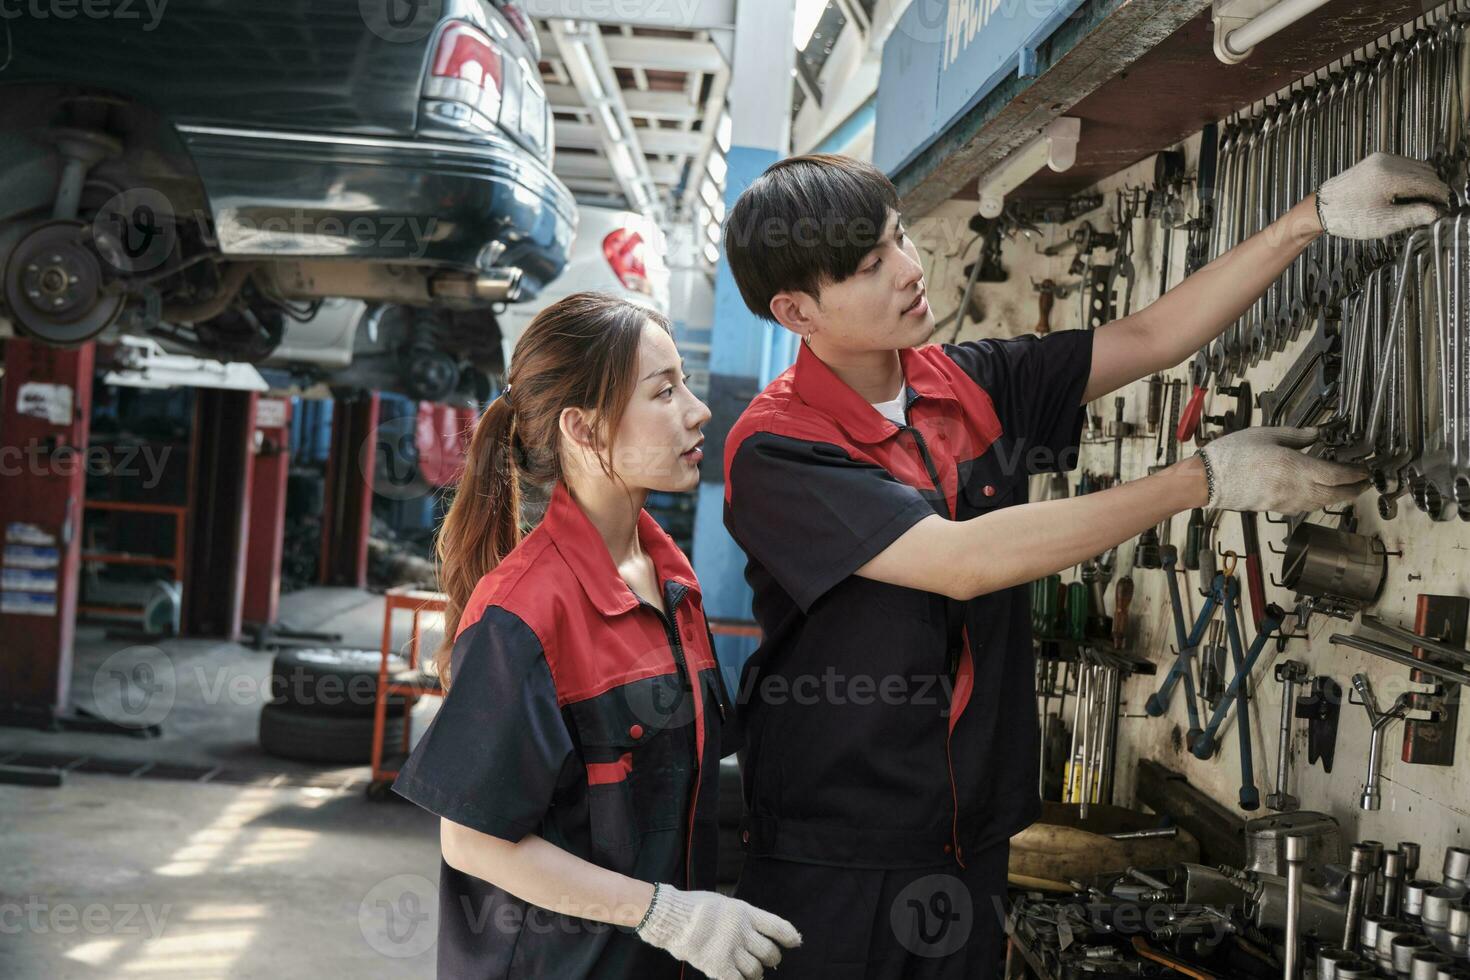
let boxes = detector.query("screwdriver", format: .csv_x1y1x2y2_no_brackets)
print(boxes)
1183,508,1206,570
1112,396,1125,485
1112,576,1134,650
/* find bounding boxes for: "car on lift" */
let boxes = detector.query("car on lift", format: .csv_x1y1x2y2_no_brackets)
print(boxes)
0,0,575,404
493,203,671,367
238,203,670,401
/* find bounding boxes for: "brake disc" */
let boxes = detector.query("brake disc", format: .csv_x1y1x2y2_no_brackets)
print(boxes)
4,219,124,345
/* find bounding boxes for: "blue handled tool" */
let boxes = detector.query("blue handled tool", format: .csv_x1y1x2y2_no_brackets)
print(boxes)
1189,596,1285,811
1143,545,1230,747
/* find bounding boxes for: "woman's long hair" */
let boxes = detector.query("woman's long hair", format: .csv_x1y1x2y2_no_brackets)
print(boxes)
434,291,673,686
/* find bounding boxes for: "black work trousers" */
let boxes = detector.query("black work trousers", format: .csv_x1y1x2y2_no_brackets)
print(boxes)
733,842,1010,979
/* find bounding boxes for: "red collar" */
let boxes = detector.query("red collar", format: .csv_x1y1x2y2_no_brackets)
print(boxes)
791,342,960,444
541,481,700,617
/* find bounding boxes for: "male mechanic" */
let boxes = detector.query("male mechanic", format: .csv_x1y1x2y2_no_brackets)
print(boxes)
718,151,1447,978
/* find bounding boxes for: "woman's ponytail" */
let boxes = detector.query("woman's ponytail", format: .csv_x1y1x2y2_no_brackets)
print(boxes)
433,392,519,687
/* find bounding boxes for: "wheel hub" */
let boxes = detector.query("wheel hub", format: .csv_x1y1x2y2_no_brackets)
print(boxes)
4,220,124,345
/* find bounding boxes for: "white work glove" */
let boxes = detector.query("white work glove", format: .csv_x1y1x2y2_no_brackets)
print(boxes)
1197,426,1370,514
635,882,801,980
1316,151,1449,239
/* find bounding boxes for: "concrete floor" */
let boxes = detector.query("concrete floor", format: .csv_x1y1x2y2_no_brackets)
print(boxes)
1,587,446,979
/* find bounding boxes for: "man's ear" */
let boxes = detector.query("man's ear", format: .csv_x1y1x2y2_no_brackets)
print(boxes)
769,289,817,341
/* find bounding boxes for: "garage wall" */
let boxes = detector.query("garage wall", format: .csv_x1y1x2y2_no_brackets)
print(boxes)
911,126,1470,872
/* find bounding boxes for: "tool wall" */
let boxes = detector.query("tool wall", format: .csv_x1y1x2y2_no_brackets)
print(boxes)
911,0,1470,888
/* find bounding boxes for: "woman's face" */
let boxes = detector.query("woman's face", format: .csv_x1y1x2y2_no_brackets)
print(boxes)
606,320,711,493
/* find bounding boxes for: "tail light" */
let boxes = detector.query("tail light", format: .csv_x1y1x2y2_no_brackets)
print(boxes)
426,21,504,126
603,228,651,295
495,2,541,62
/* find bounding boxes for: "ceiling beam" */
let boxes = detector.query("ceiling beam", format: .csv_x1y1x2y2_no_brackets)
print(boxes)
600,34,726,73
678,59,730,219
545,83,700,121
549,20,667,222
523,0,735,31
554,152,681,185
555,121,705,156
563,177,625,196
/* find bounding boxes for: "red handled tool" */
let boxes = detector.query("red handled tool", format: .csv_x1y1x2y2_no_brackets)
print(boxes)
1238,510,1267,633
1176,351,1211,444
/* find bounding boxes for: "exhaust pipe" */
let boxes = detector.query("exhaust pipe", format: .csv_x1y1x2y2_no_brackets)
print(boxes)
431,268,523,304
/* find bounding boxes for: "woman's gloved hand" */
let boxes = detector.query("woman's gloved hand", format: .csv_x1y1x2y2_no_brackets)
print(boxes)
636,882,801,980
1316,152,1450,239
1196,426,1370,515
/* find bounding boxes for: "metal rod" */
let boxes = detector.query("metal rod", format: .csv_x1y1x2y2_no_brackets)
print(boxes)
1069,662,1085,806
1097,667,1121,805
1038,658,1052,797
1285,833,1307,980
1359,615,1470,668
1381,849,1406,917
1127,866,1171,891
1106,827,1179,841
1081,663,1095,819
1343,843,1374,950
1329,633,1470,687
1269,662,1307,811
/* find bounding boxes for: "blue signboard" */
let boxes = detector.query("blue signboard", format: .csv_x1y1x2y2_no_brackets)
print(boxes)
875,0,1089,177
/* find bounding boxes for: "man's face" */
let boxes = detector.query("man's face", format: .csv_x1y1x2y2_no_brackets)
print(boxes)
779,208,934,353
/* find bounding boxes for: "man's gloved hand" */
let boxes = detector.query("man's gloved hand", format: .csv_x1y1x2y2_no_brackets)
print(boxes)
1197,426,1369,515
636,883,801,980
1316,152,1450,239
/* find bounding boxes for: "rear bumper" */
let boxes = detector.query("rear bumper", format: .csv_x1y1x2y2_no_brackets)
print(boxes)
175,124,576,300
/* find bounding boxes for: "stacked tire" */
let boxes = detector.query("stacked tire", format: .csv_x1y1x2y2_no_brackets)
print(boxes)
258,647,409,765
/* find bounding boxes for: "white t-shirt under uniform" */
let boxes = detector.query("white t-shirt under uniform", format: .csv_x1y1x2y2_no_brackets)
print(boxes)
871,392,906,427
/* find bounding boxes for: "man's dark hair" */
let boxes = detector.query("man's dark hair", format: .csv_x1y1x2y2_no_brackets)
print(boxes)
723,153,899,323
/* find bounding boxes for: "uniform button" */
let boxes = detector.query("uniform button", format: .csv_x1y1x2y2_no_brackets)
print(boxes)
741,830,750,844
943,843,953,854
983,484,996,497
629,724,644,739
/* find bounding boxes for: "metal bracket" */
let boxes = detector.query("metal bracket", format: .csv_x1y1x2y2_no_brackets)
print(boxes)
1298,675,1342,773
1084,262,1115,331
1211,0,1280,63
1010,194,1104,227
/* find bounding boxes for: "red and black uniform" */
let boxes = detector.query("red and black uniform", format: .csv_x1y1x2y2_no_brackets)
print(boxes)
393,481,731,980
722,332,1093,977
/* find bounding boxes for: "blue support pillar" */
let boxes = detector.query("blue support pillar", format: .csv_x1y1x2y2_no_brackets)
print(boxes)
692,0,796,692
